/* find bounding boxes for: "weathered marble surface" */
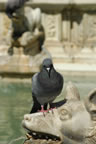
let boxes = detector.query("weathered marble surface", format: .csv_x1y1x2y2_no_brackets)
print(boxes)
0,50,50,75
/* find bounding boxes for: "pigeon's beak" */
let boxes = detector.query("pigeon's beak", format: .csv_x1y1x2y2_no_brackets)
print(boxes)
46,67,50,73
46,67,51,78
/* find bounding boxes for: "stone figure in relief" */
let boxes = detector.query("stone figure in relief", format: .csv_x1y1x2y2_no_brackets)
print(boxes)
5,0,44,56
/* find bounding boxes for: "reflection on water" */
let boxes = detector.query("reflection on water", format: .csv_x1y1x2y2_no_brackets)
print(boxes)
0,76,96,144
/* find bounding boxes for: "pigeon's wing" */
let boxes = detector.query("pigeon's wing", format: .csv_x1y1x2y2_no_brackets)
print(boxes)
32,72,42,100
30,95,41,113
32,73,39,94
32,72,48,105
31,73,41,113
31,73,48,113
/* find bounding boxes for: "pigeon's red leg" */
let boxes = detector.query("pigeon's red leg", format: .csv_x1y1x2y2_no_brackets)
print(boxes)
38,105,48,116
48,107,56,114
51,107,56,113
41,105,44,112
48,103,56,113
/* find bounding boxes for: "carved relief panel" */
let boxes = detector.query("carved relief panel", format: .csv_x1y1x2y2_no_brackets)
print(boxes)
42,13,62,41
82,12,96,48
62,11,71,42
70,9,84,46
62,9,96,49
42,8,96,55
71,11,96,48
62,9,83,46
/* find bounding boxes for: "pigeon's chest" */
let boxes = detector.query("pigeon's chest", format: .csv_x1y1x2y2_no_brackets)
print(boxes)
38,76,61,94
33,72,63,96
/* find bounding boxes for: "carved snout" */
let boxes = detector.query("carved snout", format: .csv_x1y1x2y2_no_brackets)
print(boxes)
24,114,31,121
22,114,32,130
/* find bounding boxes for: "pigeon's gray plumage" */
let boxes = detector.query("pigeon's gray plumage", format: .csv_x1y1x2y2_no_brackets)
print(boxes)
6,0,28,18
30,58,63,113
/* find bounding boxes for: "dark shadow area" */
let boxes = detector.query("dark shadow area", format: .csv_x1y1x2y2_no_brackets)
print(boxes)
50,99,67,108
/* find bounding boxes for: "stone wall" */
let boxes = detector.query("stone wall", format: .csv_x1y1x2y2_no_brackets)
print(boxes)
0,0,96,76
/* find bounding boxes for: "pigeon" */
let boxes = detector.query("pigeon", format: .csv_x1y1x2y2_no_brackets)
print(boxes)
30,58,64,114
6,0,28,18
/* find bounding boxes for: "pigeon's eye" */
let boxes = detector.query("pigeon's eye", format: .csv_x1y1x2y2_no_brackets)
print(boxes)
50,64,53,68
43,65,46,68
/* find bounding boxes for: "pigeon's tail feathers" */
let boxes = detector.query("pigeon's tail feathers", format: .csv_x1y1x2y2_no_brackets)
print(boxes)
30,95,41,113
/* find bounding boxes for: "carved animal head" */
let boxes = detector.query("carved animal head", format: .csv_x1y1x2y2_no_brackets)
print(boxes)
22,82,96,144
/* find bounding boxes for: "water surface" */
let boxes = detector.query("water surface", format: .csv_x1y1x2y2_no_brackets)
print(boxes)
0,76,96,144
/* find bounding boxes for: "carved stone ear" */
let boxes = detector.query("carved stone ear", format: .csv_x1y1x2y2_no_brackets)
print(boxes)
85,88,96,121
88,88,96,104
65,81,80,100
